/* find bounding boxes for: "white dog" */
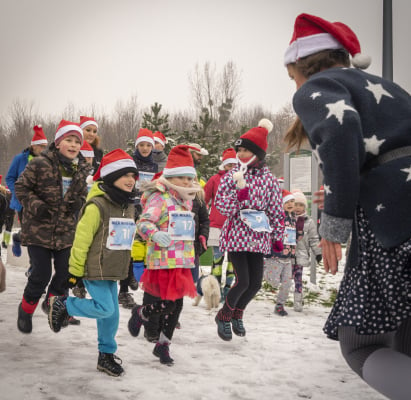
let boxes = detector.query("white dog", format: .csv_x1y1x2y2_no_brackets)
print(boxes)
192,275,221,310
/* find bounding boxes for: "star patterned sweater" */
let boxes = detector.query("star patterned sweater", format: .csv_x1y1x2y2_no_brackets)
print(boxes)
293,67,411,248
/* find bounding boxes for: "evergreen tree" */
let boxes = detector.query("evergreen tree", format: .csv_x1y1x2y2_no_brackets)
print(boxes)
142,102,171,134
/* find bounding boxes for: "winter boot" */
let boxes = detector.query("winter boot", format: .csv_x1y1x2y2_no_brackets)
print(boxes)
118,291,136,309
128,275,139,291
17,302,33,334
274,304,288,316
72,286,87,299
221,286,230,303
128,305,145,337
231,309,246,336
153,342,174,365
49,296,69,333
215,310,232,341
294,292,303,312
41,298,50,315
12,233,21,257
68,316,81,325
144,318,160,343
97,352,124,377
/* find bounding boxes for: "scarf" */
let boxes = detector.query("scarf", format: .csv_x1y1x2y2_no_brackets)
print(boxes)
100,183,137,207
158,176,202,201
133,149,158,173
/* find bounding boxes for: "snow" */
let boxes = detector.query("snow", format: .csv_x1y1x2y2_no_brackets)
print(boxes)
0,247,386,400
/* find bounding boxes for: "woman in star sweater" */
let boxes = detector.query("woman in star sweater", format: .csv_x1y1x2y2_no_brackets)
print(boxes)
284,13,411,400
214,119,284,341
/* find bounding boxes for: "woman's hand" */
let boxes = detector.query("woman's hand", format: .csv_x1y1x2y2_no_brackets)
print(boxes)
319,238,342,275
313,190,324,210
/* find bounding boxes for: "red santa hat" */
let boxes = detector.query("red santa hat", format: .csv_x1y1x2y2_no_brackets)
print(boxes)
31,125,48,146
93,148,137,182
79,116,98,130
135,128,155,148
282,189,295,205
284,13,371,69
163,145,197,178
55,120,83,145
219,148,238,170
80,141,95,158
234,118,273,160
292,189,307,207
153,131,167,147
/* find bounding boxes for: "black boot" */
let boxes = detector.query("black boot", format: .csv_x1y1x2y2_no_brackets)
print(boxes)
17,303,33,334
128,305,144,337
49,296,69,333
97,352,124,377
153,342,174,365
215,314,232,341
41,299,50,315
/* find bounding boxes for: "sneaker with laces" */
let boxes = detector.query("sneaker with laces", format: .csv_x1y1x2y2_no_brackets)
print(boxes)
274,304,288,316
128,305,144,337
118,292,136,309
215,315,232,341
97,352,124,377
17,302,33,334
49,296,69,332
231,318,246,336
153,342,174,365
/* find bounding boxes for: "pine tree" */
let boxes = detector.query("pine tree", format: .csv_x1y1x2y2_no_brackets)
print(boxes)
142,102,171,135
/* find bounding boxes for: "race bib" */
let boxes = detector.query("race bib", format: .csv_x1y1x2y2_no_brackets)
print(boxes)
62,177,72,197
136,171,155,188
168,211,195,240
240,209,272,233
106,218,136,250
283,226,296,246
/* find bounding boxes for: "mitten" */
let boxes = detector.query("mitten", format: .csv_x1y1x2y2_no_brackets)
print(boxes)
199,235,207,250
237,187,249,202
316,254,322,263
67,273,82,289
152,231,172,247
132,261,145,282
67,198,83,213
273,240,284,253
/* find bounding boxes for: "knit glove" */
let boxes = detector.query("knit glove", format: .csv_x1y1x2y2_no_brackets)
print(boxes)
316,254,323,263
67,273,82,289
199,235,207,251
237,187,249,202
67,197,83,213
152,231,172,247
273,240,284,253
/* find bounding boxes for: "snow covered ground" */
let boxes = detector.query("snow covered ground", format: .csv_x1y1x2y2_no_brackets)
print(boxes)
0,247,385,400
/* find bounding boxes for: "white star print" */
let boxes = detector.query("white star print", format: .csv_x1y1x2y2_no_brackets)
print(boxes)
376,204,385,212
323,184,332,195
312,145,323,166
365,80,393,104
325,100,357,125
364,135,386,155
310,92,321,100
401,165,411,182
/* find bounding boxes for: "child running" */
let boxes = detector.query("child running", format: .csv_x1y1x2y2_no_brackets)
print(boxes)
48,149,138,377
214,119,284,341
127,144,201,365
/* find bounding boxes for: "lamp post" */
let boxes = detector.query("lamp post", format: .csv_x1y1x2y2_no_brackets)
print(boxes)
382,0,393,80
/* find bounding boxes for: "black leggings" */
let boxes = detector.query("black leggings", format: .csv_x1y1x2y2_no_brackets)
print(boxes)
223,251,264,312
141,293,183,341
339,317,411,377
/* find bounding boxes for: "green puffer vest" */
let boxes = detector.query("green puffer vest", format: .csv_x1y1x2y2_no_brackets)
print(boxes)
84,195,135,280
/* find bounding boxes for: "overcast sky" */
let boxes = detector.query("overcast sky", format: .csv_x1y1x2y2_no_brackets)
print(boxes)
1,0,410,119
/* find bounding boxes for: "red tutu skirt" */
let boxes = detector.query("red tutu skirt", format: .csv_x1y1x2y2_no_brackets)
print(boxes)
140,268,197,301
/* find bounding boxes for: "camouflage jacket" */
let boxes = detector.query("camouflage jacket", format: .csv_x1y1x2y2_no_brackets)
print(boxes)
15,147,91,250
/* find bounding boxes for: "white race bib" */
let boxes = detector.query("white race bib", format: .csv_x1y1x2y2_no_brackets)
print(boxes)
283,226,296,246
168,211,195,240
62,177,72,197
106,218,136,250
240,209,272,233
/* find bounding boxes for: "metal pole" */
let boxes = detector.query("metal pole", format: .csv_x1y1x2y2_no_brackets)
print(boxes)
382,0,393,80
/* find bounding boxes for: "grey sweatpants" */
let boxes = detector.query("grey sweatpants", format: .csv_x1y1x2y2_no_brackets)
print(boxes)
263,257,293,305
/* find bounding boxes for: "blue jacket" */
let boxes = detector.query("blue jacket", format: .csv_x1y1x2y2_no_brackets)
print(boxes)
6,148,31,211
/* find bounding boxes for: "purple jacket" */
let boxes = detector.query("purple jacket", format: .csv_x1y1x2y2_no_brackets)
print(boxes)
215,163,284,255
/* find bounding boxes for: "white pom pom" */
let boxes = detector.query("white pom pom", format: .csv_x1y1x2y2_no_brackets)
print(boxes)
236,178,246,189
258,118,273,133
233,171,242,181
352,53,371,69
86,175,94,185
38,124,42,128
